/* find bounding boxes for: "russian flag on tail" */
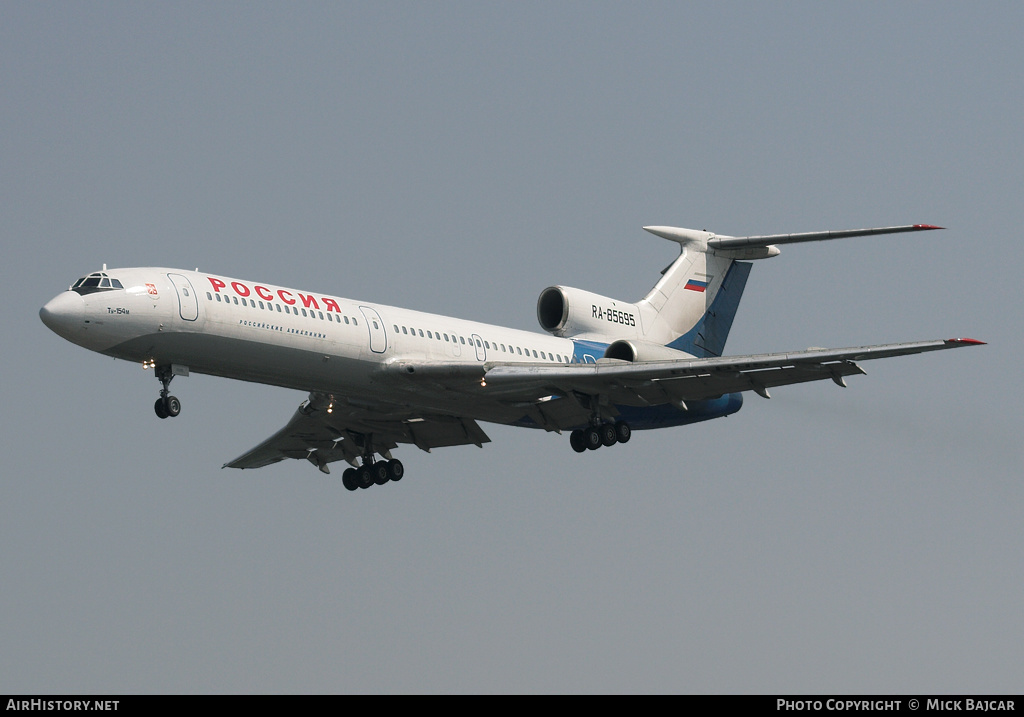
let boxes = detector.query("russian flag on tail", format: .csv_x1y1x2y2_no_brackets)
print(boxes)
684,278,709,292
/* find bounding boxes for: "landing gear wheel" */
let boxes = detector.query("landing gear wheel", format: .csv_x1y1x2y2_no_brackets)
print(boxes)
357,466,373,489
600,423,617,447
371,461,391,485
387,459,404,482
569,430,587,453
164,396,181,417
342,468,359,491
615,420,631,444
584,426,602,451
153,366,182,419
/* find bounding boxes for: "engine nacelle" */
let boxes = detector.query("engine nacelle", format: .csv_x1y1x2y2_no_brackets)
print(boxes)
603,339,696,362
537,286,642,338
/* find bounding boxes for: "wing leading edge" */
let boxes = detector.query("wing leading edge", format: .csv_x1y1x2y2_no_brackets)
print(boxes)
479,338,984,405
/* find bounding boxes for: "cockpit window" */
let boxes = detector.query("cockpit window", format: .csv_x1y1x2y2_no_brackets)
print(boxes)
71,272,124,295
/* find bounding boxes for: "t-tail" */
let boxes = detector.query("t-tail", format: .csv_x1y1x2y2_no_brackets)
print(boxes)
635,226,752,357
537,224,943,361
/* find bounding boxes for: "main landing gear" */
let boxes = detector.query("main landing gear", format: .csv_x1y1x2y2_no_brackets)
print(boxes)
341,460,405,491
569,420,631,453
340,435,404,491
153,365,182,419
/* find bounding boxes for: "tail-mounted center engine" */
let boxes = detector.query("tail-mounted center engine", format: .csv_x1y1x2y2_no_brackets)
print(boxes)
603,339,696,362
537,286,642,339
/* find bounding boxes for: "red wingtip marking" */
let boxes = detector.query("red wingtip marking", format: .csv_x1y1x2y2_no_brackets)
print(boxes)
913,224,945,230
947,338,986,345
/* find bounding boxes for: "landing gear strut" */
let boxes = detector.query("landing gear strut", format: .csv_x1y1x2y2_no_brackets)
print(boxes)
569,420,631,453
341,434,404,491
153,365,182,419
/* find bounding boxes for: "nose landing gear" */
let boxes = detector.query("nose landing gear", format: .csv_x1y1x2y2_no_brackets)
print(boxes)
153,365,185,419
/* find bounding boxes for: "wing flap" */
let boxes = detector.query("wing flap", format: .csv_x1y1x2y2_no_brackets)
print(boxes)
224,393,491,471
480,338,984,404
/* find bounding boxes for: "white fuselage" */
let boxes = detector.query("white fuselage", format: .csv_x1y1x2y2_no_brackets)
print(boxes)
40,267,606,426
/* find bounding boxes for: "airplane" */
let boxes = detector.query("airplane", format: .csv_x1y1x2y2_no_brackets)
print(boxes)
40,223,984,491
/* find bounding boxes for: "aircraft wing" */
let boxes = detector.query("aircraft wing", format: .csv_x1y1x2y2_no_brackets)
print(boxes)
224,394,490,473
474,338,984,414
226,338,983,470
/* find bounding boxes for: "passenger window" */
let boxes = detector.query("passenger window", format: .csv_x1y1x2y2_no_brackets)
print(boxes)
233,297,239,305
394,325,400,333
319,311,324,319
444,334,449,341
344,316,350,324
352,318,358,326
532,350,538,358
427,331,432,339
460,337,466,345
207,292,213,300
328,314,333,322
516,347,522,355
373,321,379,329
275,304,281,312
301,309,307,317
418,329,424,337
402,327,408,334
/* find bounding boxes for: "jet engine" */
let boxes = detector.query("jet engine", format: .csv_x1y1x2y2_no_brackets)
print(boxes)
603,339,696,362
537,286,642,339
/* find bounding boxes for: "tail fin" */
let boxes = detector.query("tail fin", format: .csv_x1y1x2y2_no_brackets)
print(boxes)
634,223,942,358
637,227,751,358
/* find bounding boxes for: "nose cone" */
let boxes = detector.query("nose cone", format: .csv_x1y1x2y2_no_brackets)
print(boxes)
40,291,86,340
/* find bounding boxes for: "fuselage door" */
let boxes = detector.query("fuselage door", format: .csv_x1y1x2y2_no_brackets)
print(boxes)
167,273,198,321
471,333,486,361
359,306,388,353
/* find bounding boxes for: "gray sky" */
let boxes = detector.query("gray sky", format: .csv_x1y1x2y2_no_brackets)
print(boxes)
3,1,1021,694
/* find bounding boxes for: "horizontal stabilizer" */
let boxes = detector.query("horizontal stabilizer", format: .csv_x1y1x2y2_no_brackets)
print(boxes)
707,224,943,251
